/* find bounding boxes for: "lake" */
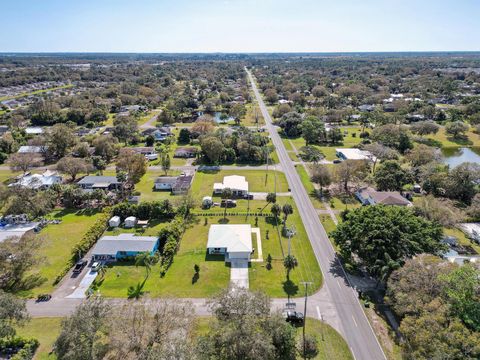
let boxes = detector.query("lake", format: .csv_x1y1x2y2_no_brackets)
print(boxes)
441,147,480,168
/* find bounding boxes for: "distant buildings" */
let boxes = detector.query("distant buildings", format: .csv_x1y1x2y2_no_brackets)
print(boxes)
17,145,47,154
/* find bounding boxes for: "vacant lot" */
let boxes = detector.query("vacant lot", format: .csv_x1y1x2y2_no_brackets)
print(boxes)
194,317,352,359
23,209,102,297
16,317,62,360
424,126,480,148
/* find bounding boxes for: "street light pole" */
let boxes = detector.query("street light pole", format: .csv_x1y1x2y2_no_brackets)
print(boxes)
300,281,313,360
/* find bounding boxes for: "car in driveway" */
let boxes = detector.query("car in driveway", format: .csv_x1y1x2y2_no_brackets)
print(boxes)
91,261,101,272
72,260,87,274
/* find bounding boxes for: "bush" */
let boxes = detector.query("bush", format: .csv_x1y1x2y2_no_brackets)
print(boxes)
158,216,186,276
0,337,39,360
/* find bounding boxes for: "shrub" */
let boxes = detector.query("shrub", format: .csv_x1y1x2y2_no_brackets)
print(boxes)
0,337,39,360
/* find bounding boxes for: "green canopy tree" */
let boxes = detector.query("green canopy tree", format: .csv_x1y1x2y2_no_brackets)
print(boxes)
331,205,445,281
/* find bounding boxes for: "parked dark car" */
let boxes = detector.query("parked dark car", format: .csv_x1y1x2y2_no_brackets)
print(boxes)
283,310,304,324
73,260,87,274
36,294,52,302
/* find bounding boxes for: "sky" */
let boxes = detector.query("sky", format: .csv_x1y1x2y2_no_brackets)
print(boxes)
1,0,479,53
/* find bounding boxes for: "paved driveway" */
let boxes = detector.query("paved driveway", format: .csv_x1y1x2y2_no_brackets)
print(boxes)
66,270,98,299
230,260,249,288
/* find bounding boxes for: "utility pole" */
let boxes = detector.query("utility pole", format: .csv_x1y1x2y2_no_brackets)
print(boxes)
300,281,313,360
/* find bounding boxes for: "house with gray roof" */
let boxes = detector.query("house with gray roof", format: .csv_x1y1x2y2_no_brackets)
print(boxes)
91,233,159,261
77,176,121,191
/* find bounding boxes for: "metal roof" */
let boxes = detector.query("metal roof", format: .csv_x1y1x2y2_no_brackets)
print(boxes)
91,234,158,256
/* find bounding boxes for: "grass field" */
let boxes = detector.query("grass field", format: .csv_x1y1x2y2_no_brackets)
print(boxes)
190,169,289,201
424,126,480,148
295,165,325,209
0,84,73,102
242,102,264,127
194,317,352,359
16,317,62,360
21,209,102,297
287,127,363,161
97,201,321,298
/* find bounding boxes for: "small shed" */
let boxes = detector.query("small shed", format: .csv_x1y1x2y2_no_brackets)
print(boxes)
109,216,121,228
124,216,137,228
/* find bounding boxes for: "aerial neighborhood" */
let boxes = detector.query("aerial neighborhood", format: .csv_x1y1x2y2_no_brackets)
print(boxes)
0,50,479,360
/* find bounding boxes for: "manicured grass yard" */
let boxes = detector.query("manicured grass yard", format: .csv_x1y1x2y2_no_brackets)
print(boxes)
97,200,321,298
190,169,289,201
23,209,102,297
444,227,480,254
16,317,63,360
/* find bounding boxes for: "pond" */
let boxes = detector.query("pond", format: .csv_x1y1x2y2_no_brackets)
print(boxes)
441,147,480,168
197,111,233,124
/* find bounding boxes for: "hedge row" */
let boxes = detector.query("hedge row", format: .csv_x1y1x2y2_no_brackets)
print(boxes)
193,212,275,218
0,337,39,360
158,216,186,277
53,208,112,285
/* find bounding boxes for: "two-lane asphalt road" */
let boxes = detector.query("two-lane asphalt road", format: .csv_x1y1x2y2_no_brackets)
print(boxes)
246,68,386,360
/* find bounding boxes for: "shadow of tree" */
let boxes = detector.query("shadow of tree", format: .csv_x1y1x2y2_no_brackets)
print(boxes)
191,272,199,284
283,279,299,296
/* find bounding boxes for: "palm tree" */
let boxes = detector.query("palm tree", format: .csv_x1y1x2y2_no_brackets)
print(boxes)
270,203,281,225
97,263,107,281
282,204,293,229
221,188,233,220
127,282,145,300
283,255,298,280
260,192,277,213
135,252,157,279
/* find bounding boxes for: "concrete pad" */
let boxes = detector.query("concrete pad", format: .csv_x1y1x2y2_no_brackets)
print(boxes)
66,271,97,299
230,260,249,288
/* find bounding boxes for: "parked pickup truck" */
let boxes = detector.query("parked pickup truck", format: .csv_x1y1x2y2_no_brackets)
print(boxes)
72,260,87,274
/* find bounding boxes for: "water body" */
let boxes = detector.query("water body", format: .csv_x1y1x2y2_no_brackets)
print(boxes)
197,111,233,123
441,147,480,168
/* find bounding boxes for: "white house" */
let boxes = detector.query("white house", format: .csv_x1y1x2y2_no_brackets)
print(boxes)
17,145,46,154
9,170,62,190
207,224,253,261
213,175,249,196
336,148,376,162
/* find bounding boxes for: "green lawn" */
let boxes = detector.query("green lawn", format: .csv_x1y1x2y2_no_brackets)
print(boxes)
424,126,480,148
105,113,115,126
190,169,289,201
194,317,352,360
97,201,321,298
22,209,102,297
295,165,325,209
134,169,181,202
16,317,62,360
